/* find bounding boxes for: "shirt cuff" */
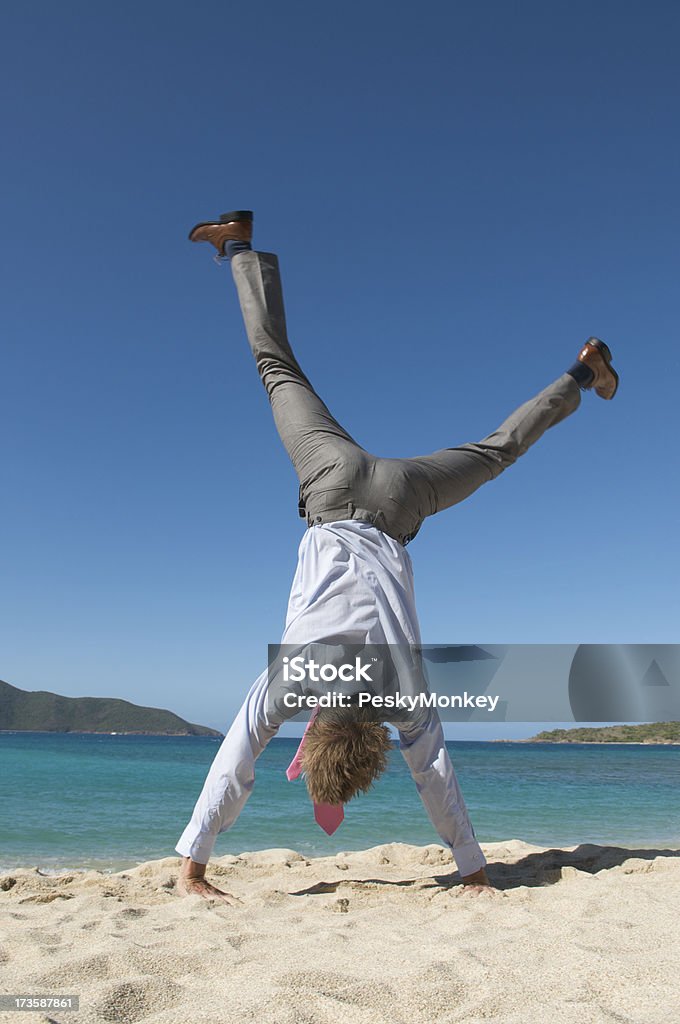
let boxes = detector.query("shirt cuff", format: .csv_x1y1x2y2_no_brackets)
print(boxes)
175,828,218,865
451,840,487,878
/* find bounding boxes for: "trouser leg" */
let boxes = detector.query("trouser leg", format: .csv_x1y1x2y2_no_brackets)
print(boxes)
230,250,363,484
406,373,581,516
228,252,582,539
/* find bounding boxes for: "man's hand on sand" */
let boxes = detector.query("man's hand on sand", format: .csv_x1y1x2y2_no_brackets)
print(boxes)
460,867,497,895
177,856,239,904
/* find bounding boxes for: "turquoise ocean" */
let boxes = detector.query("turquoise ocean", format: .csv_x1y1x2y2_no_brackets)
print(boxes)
1,733,678,873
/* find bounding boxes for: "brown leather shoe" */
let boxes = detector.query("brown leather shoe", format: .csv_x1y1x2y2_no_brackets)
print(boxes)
576,337,619,399
188,210,253,254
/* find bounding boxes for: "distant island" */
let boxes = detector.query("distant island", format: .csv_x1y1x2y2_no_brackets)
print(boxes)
528,722,680,744
0,679,223,736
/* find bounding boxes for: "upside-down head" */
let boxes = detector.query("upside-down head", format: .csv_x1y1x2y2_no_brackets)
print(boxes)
300,706,392,805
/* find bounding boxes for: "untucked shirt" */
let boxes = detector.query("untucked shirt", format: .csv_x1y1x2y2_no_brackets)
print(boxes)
175,520,486,878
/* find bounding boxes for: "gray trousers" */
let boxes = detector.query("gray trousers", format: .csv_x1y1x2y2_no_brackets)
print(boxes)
231,250,581,546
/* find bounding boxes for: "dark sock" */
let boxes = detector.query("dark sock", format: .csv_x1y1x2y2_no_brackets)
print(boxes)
225,240,252,260
566,360,594,388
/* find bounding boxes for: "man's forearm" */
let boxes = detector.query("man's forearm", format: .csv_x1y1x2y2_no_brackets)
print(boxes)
175,668,280,862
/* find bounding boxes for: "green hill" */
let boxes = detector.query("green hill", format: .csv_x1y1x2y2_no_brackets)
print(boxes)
0,679,223,736
530,722,680,744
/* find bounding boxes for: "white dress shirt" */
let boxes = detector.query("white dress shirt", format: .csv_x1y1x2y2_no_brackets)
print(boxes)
175,520,486,878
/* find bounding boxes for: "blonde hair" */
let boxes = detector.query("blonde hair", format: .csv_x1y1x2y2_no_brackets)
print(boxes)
301,706,392,805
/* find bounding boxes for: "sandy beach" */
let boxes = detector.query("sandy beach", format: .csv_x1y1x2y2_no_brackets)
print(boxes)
1,840,678,1024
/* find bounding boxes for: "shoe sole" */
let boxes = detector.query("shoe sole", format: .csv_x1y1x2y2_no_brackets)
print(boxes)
587,337,619,399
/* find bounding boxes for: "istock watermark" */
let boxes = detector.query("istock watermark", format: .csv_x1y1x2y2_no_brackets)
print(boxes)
282,655,374,683
267,644,680,724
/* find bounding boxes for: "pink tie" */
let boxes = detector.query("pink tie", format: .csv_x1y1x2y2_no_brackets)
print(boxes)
286,709,345,835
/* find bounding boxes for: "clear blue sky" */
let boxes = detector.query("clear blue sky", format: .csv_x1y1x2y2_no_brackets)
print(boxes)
2,1,678,735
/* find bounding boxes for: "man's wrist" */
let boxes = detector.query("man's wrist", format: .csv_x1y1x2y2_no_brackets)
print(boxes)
461,867,490,886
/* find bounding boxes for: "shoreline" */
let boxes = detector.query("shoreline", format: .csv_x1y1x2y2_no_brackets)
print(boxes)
3,835,680,878
495,739,680,745
0,729,224,737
